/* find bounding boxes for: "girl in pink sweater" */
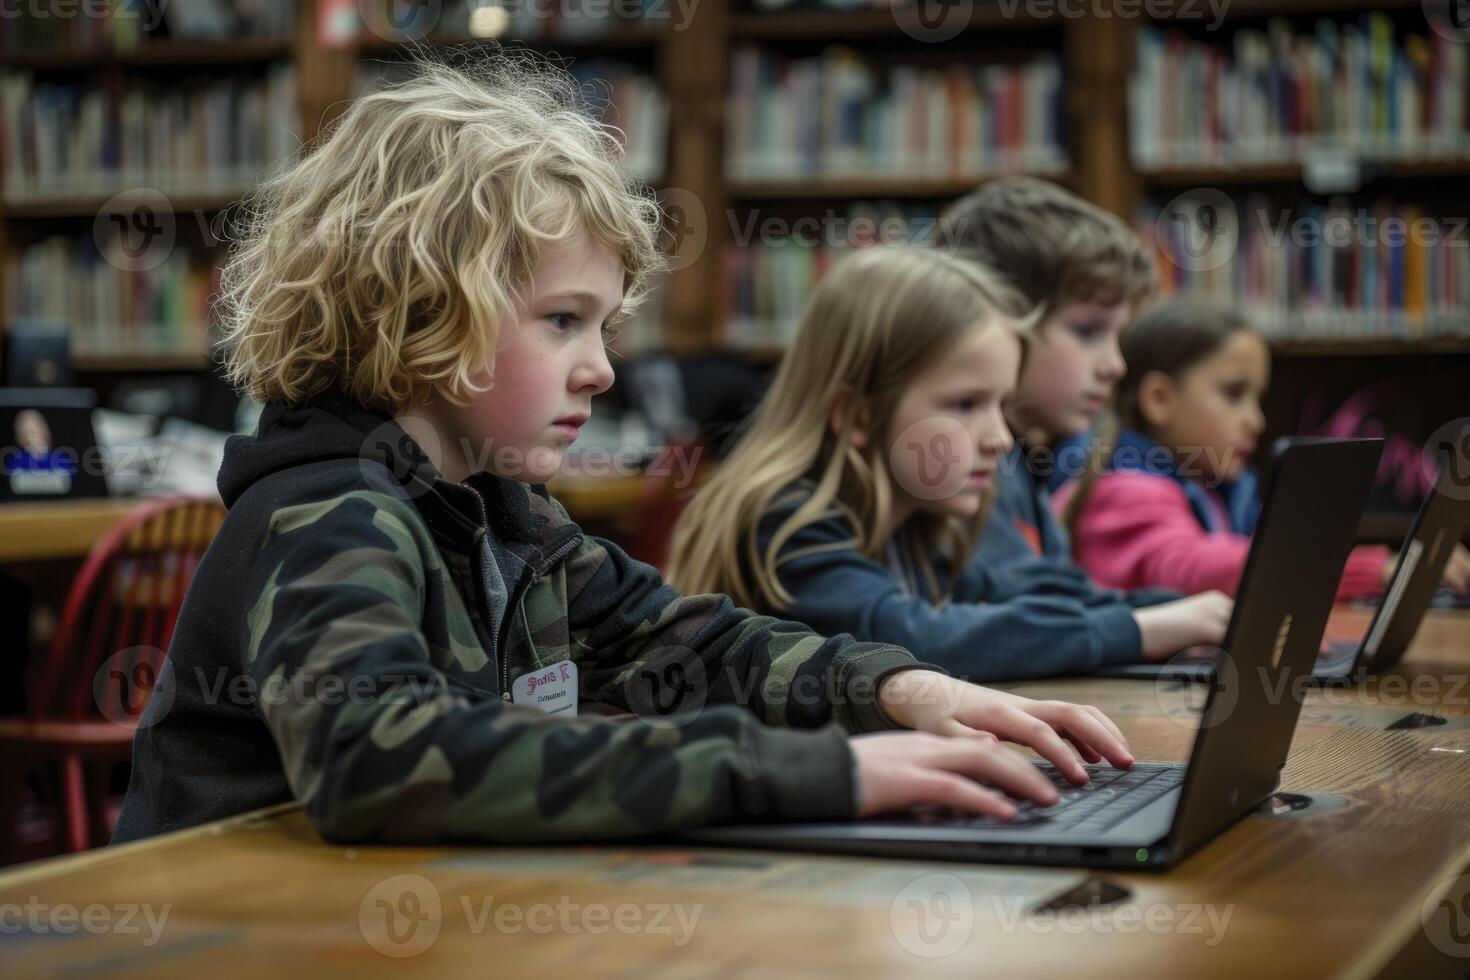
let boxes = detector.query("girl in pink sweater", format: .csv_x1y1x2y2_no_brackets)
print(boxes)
1056,302,1399,600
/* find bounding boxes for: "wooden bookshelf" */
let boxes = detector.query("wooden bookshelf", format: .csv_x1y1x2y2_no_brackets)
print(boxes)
355,25,666,57
1269,336,1470,358
1104,6,1470,362
0,2,335,375
4,0,1467,370
727,174,1070,200
72,350,214,372
1145,0,1429,19
2,189,252,219
1140,159,1470,186
0,37,291,71
728,6,1062,40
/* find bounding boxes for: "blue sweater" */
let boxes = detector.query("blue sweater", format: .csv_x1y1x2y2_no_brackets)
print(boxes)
749,484,1147,680
974,444,1184,610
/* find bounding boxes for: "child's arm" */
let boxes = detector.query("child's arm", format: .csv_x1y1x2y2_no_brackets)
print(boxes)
957,553,1185,608
1072,473,1391,601
1339,544,1391,599
762,512,1147,680
1069,472,1252,596
242,490,898,843
555,503,924,735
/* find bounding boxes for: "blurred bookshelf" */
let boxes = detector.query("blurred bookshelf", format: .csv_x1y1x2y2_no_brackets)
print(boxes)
4,0,1470,375
1130,5,1470,355
0,0,309,374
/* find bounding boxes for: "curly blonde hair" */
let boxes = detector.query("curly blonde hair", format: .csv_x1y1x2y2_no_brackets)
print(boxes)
216,52,664,410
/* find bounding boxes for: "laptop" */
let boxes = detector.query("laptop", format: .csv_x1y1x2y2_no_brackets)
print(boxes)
1314,460,1470,679
1110,454,1470,684
686,437,1382,871
0,388,111,501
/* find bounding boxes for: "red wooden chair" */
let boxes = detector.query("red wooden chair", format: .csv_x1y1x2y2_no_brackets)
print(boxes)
0,495,225,863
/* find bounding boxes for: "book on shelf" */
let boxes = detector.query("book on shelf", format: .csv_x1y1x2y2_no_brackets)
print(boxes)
726,45,1067,184
1130,15,1470,170
1,65,299,202
1138,193,1470,343
571,60,667,185
723,200,945,349
5,234,219,361
0,0,294,57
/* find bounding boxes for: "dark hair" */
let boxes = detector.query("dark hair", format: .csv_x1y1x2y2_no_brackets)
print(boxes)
938,176,1156,316
1061,300,1258,541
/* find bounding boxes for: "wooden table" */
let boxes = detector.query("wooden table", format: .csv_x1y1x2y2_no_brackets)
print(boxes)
0,499,144,563
4,616,1469,978
1000,608,1470,729
0,475,653,566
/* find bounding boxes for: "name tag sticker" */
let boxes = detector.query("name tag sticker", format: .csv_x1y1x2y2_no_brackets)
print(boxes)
511,660,578,717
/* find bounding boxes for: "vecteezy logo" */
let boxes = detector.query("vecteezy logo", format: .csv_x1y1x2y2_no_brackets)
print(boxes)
1426,417,1470,502
359,0,443,41
93,646,172,728
1154,189,1239,273
359,874,442,958
94,189,175,273
657,188,708,273
893,0,975,43
890,874,973,958
1154,647,1241,730
1424,1,1470,44
890,416,976,502
360,420,439,499
1422,875,1470,958
626,647,708,728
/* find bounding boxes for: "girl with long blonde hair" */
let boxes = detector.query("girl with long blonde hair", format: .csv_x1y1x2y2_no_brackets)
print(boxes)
670,246,1230,679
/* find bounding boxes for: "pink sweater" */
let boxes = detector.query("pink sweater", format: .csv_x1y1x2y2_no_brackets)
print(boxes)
1055,471,1388,600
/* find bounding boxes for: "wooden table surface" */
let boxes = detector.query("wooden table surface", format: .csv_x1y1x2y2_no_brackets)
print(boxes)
0,475,649,564
0,498,145,563
4,613,1469,978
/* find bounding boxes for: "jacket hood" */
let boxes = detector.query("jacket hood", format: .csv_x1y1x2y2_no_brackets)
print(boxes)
217,394,579,559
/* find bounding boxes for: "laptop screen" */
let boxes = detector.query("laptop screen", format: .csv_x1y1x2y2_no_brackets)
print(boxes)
0,389,110,501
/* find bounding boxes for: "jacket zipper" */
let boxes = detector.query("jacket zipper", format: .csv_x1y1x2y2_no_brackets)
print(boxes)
499,534,582,702
462,482,583,702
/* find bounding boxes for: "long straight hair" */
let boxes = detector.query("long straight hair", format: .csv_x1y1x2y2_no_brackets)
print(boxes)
1061,300,1258,540
667,246,1031,612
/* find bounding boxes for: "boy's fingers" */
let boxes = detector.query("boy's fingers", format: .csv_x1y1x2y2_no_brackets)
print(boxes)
909,770,1020,821
913,729,1057,805
1052,709,1135,771
1080,703,1128,747
1065,736,1102,765
993,708,1088,783
935,718,999,743
1025,704,1133,773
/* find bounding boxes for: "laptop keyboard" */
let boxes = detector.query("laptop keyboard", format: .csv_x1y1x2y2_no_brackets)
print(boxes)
939,762,1184,835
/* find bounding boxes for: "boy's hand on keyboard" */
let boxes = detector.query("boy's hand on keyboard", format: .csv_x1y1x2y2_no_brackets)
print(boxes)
874,671,1134,785
1135,590,1233,661
849,731,1060,820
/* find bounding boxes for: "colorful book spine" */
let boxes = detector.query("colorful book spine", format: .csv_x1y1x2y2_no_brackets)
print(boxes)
1132,15,1470,168
726,45,1066,182
4,234,220,358
1139,193,1470,341
2,65,298,199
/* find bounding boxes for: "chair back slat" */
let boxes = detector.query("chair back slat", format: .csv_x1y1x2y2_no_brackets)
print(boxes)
33,495,226,723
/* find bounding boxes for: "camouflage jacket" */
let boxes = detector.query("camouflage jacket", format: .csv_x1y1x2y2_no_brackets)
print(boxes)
113,395,927,844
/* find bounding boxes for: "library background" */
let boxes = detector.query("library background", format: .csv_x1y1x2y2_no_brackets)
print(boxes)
0,0,1467,864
